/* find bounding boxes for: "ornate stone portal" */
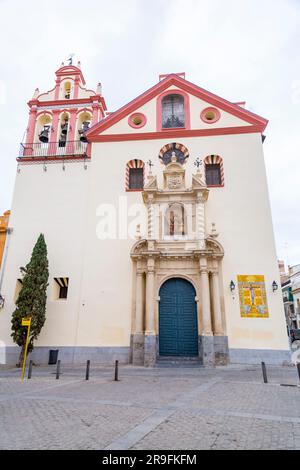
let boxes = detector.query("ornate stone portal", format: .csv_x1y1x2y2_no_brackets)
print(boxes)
130,159,228,366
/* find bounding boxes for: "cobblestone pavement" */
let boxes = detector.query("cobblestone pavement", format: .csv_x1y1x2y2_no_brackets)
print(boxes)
0,363,299,450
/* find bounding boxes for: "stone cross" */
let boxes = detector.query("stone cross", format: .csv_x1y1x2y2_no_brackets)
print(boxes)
194,157,202,171
147,160,154,174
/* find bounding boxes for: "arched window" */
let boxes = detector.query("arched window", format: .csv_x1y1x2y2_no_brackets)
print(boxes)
164,203,185,237
159,142,189,165
126,159,144,190
204,155,224,187
162,94,185,128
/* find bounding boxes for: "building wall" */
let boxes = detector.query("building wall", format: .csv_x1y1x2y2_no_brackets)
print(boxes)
0,80,290,364
0,210,10,269
0,164,89,352
89,132,288,354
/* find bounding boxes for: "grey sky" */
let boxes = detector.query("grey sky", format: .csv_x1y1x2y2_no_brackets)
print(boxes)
0,0,299,266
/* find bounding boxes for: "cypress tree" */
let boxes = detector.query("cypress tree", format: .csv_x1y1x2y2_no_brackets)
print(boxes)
11,234,49,366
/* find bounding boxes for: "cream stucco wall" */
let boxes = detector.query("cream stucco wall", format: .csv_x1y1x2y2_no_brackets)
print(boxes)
0,163,90,348
0,86,289,362
90,134,288,351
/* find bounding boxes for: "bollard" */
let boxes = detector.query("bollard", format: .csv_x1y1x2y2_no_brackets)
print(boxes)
28,360,33,379
297,363,300,383
261,361,268,383
56,359,61,380
114,360,119,381
86,360,90,381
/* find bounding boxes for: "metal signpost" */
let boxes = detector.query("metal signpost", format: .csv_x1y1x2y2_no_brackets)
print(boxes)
21,317,32,382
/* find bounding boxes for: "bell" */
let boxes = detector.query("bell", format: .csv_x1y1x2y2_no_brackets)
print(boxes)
59,134,66,147
61,122,68,135
78,121,90,142
82,121,90,131
79,133,87,143
39,126,50,143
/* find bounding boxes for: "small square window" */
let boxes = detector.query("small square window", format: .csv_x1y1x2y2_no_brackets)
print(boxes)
59,285,68,299
54,278,69,300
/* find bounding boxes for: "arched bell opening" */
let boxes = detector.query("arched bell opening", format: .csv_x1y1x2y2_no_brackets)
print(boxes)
35,113,52,144
58,111,70,147
62,80,72,100
76,111,92,143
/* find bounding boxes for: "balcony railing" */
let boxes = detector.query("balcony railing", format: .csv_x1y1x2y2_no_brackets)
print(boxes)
19,141,89,159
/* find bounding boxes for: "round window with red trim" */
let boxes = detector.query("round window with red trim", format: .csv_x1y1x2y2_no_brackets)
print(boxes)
200,107,221,124
128,113,147,129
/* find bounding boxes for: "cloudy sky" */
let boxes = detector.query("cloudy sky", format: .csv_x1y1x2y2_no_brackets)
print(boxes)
0,0,299,266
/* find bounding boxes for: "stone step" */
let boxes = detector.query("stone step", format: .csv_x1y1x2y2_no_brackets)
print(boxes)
155,356,203,367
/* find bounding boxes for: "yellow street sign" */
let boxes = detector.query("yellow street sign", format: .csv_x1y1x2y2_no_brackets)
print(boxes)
21,317,32,382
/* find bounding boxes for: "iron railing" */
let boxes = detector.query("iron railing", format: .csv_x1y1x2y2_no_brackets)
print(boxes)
19,141,88,159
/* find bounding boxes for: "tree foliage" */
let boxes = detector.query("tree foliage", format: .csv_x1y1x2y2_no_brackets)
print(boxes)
11,234,49,364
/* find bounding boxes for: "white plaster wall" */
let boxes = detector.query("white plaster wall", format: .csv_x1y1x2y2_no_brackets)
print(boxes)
77,86,96,99
0,163,90,348
0,131,288,353
37,89,56,101
88,133,288,351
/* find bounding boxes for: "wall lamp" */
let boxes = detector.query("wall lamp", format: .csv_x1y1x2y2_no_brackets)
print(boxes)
272,281,278,292
0,294,5,309
230,280,236,293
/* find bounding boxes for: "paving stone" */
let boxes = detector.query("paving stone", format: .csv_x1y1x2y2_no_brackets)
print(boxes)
0,364,299,450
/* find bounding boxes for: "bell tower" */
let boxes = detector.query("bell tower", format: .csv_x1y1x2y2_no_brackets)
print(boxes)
19,61,107,163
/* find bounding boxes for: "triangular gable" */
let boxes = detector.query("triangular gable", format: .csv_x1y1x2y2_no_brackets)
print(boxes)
86,74,268,140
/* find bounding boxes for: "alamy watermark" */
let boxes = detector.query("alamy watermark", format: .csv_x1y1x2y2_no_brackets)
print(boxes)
95,196,201,241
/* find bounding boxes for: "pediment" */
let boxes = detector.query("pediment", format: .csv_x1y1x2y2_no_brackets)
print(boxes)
86,74,268,141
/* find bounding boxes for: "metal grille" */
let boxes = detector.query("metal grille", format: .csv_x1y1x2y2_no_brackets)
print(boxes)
162,94,185,128
205,163,221,186
19,141,88,159
129,168,143,189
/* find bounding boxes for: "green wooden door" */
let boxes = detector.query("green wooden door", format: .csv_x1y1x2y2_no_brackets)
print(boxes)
159,278,198,356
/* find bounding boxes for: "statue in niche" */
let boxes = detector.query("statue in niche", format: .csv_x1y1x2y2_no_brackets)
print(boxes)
165,204,185,237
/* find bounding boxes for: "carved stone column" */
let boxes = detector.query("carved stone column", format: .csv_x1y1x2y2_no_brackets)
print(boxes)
132,268,144,365
200,259,212,335
199,257,214,365
144,258,156,366
194,187,208,249
211,259,229,365
211,269,223,336
196,198,206,249
135,269,144,334
147,196,154,239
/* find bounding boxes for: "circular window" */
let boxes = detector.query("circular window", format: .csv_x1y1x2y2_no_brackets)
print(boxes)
128,113,147,129
200,107,221,124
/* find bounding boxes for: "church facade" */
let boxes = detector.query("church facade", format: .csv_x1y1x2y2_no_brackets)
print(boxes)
0,64,290,366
